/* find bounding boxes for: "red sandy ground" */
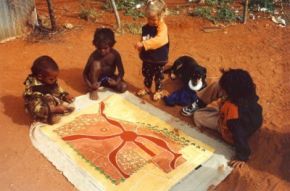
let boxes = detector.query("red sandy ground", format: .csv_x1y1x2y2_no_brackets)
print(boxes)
0,0,289,190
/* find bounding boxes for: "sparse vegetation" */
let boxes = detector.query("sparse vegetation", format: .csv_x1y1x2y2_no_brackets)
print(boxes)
79,7,99,22
216,6,236,22
122,23,142,35
103,0,145,19
190,0,237,23
249,0,274,11
192,7,213,21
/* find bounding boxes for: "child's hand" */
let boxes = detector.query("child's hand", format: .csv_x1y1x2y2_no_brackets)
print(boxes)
91,82,101,90
65,94,74,103
134,42,143,51
50,105,67,114
108,78,118,86
229,160,245,168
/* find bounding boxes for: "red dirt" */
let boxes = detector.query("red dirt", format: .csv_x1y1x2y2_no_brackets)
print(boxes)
0,0,289,190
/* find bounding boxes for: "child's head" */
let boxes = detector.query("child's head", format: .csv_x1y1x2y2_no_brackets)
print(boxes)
145,0,166,26
219,68,257,103
31,55,59,85
92,28,116,56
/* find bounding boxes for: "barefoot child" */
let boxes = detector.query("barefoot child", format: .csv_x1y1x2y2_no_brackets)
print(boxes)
186,69,263,167
135,0,169,101
83,28,127,100
23,56,74,124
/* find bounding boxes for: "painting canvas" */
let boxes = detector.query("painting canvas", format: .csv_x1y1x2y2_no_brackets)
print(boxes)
32,94,215,191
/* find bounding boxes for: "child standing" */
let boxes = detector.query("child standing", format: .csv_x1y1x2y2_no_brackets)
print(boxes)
189,69,263,167
135,0,169,101
23,56,74,124
83,28,127,100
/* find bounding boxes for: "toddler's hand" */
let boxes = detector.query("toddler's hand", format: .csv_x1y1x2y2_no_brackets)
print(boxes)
50,105,67,114
229,160,245,168
65,94,74,103
134,42,143,51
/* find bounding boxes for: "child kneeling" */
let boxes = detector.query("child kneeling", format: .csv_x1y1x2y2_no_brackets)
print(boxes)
23,56,74,124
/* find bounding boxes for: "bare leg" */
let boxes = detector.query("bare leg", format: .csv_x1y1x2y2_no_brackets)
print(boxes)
102,76,128,93
196,81,226,105
193,106,220,130
88,61,102,100
114,81,127,93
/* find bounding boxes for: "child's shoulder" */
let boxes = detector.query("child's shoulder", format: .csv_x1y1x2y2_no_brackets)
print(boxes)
24,74,40,86
110,48,121,57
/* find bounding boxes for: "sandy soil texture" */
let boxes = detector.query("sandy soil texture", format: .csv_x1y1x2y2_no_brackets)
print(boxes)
0,0,289,190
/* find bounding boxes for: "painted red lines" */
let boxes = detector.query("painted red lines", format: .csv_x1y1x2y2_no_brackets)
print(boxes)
62,102,184,179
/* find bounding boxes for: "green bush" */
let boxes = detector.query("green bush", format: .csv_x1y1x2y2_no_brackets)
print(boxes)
205,0,218,6
192,7,213,20
103,0,145,19
191,0,237,23
216,6,236,22
249,0,274,11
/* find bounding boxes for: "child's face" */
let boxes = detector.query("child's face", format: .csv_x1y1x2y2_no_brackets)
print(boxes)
38,69,59,85
147,15,160,26
96,43,111,57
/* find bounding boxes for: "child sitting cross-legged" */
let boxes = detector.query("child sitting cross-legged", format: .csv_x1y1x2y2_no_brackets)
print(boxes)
185,69,263,167
83,28,127,100
23,56,74,125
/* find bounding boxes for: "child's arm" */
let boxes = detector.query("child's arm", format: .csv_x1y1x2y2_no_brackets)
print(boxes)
142,21,168,50
56,85,74,103
114,52,124,83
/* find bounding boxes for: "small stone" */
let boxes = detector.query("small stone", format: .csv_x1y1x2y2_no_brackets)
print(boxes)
64,23,74,29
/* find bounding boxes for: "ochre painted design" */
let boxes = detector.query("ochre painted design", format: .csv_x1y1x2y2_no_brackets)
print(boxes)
54,102,186,184
42,94,214,191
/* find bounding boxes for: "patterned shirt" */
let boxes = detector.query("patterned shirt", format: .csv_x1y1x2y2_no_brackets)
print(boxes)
23,74,68,102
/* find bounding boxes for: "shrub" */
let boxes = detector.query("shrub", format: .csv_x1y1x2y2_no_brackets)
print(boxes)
103,0,145,19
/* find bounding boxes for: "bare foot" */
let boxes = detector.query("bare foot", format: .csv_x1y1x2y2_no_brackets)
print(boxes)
136,88,151,97
153,90,169,101
89,90,99,100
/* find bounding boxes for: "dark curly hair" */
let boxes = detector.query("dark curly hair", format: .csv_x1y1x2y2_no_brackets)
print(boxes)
31,55,59,76
92,28,116,47
219,68,257,104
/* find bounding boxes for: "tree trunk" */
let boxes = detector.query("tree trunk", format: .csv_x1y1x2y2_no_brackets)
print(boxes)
46,0,57,31
243,0,249,24
110,0,122,32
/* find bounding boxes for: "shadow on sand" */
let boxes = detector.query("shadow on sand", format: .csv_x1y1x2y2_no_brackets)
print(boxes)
0,95,30,126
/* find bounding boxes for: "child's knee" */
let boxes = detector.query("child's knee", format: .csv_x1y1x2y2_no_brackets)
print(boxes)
193,111,203,127
115,82,127,93
91,61,101,73
28,103,50,122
